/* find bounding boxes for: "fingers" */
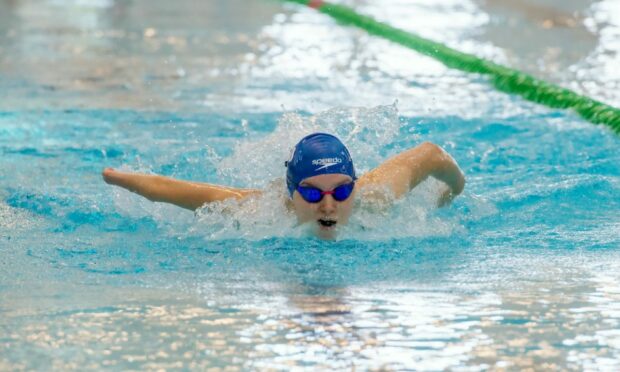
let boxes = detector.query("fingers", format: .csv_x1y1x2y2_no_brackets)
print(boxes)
102,167,119,185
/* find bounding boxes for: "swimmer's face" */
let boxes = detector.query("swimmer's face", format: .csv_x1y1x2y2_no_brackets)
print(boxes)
291,173,355,240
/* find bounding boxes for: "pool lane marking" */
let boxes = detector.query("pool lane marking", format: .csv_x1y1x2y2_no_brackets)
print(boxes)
279,0,620,134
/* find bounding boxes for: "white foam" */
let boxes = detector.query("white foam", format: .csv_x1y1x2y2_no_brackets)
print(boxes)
0,202,39,233
191,104,471,241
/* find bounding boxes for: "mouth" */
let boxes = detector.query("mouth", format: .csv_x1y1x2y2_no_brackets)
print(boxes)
318,219,337,229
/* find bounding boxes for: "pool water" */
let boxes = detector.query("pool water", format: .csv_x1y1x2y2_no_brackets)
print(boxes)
1,0,620,370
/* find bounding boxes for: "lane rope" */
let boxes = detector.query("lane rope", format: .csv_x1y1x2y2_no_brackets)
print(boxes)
280,0,620,133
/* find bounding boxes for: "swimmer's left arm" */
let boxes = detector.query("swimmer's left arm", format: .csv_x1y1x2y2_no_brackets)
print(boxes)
358,142,465,206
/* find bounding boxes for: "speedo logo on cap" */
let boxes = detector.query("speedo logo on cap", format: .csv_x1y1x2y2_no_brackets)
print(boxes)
312,157,342,171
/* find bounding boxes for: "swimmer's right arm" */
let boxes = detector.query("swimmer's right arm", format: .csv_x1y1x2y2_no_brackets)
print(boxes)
102,168,261,211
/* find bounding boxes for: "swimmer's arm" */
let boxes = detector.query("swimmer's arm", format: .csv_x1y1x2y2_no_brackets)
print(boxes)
102,168,261,211
357,142,465,206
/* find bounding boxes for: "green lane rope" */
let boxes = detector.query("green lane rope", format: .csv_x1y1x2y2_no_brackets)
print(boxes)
281,0,620,133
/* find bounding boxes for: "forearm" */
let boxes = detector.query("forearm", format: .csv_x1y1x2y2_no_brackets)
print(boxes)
404,143,465,205
402,142,464,194
430,150,465,197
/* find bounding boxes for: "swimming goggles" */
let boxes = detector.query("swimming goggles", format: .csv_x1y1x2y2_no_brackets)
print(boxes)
296,182,355,203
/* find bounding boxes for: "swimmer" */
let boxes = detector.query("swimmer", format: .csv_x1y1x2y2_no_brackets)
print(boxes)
102,133,465,239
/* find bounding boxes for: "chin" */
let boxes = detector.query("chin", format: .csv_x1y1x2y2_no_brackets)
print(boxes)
297,219,341,240
314,226,338,240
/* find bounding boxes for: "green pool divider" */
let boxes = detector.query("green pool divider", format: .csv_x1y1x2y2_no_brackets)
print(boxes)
280,0,620,133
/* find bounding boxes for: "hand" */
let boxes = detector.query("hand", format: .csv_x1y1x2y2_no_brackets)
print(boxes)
102,167,132,188
436,185,455,207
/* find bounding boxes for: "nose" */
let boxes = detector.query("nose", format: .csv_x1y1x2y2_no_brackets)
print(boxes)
318,194,336,214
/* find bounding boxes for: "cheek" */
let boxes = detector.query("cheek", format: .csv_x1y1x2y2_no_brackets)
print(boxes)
292,195,317,221
338,198,355,219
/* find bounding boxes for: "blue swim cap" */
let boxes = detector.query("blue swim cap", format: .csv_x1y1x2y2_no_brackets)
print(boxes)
285,133,356,197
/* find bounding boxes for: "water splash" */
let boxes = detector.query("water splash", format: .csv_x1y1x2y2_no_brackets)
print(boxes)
192,182,299,240
216,103,406,188
180,104,469,241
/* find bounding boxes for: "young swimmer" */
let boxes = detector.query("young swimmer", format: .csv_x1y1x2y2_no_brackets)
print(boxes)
102,133,465,239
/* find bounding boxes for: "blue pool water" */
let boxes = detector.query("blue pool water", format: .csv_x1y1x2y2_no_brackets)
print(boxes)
1,0,620,370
